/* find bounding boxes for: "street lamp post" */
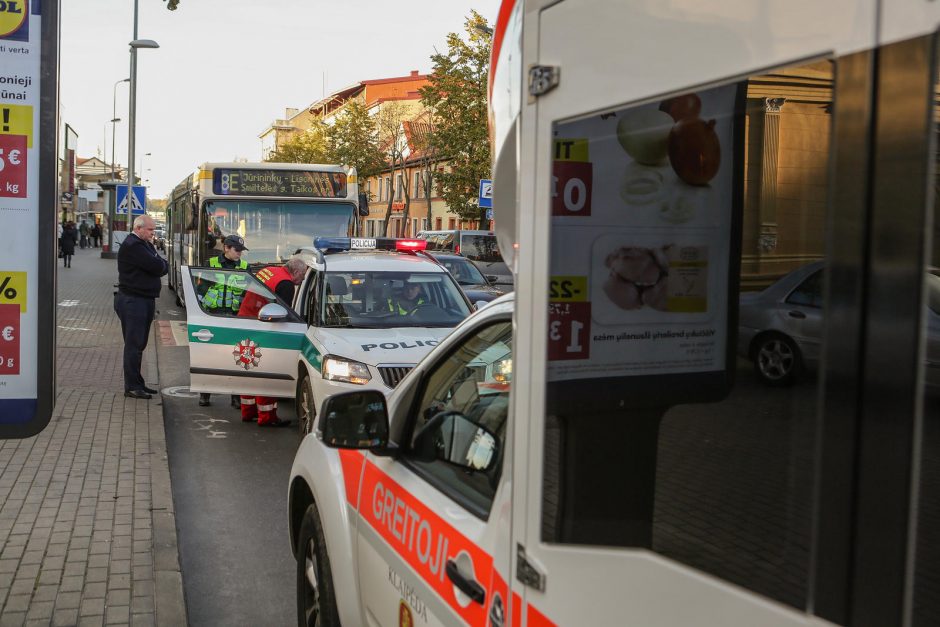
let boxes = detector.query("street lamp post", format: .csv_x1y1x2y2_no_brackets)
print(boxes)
127,34,159,193
127,0,159,193
111,78,129,179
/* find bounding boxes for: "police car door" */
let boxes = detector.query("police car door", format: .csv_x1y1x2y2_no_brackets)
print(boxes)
355,317,514,626
512,0,879,625
181,265,306,397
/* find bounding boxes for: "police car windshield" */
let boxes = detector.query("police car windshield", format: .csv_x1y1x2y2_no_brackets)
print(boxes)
205,201,355,264
321,271,471,328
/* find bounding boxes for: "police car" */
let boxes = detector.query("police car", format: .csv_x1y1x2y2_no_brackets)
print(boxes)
288,292,514,626
180,237,474,434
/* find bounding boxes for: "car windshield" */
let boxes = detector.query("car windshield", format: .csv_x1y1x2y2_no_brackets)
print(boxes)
204,200,356,263
320,270,471,328
437,257,487,285
461,234,503,263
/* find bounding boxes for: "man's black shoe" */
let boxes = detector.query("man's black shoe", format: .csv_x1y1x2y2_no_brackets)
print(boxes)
199,393,211,407
125,390,152,400
142,386,158,394
230,395,241,409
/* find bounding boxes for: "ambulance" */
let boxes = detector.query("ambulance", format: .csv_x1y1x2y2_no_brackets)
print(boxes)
287,0,940,625
181,237,473,434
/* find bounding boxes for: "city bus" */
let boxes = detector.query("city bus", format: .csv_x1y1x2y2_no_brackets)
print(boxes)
165,162,367,305
284,1,940,626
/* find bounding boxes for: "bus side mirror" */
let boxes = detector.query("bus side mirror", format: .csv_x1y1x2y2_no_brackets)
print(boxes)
358,193,370,217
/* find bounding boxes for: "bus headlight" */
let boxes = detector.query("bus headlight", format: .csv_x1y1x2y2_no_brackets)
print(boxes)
322,356,372,385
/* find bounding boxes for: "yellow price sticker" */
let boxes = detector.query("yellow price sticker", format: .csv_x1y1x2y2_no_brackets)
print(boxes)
0,271,26,313
0,105,34,148
553,139,589,162
549,276,587,302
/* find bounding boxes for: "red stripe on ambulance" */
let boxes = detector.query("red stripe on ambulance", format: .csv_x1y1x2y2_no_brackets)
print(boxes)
359,460,492,625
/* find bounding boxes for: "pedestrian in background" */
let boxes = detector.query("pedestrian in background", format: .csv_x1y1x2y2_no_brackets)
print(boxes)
60,222,78,268
91,223,102,248
79,220,89,249
234,257,307,427
198,234,249,408
114,214,168,400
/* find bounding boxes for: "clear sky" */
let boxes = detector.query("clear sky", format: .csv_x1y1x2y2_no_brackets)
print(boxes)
62,0,501,200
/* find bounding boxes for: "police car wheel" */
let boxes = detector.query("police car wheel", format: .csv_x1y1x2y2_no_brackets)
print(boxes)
296,502,340,627
297,374,316,436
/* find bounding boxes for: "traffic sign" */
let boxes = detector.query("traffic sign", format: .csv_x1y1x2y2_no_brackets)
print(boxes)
478,179,493,209
115,184,146,215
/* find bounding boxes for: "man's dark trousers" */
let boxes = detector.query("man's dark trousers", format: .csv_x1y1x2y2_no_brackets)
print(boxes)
114,293,155,392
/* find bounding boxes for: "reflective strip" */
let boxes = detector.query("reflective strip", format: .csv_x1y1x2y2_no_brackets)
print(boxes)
240,397,256,405
258,403,276,411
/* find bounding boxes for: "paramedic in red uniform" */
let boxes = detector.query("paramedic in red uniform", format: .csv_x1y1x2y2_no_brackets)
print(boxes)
236,258,307,426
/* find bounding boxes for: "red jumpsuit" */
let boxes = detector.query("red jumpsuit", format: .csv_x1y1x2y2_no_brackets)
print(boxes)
237,265,294,425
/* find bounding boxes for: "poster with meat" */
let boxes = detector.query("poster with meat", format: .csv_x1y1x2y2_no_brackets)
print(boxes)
547,84,738,382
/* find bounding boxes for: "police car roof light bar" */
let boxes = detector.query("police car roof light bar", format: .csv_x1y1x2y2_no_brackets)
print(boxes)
312,237,427,253
395,239,427,252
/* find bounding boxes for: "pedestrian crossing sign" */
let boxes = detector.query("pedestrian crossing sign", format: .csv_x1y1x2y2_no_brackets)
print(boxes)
115,185,146,215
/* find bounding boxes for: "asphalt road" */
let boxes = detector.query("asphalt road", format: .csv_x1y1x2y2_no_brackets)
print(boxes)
154,285,301,626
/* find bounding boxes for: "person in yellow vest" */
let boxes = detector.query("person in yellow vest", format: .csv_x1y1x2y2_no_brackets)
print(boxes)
387,280,426,315
199,235,249,408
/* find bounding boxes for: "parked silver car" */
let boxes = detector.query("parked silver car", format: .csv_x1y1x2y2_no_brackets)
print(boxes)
739,261,939,389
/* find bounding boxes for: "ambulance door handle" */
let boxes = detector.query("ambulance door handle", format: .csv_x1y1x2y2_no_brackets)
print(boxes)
445,560,486,605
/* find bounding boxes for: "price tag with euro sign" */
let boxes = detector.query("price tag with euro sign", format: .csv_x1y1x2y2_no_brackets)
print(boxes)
0,135,27,198
548,276,590,361
0,304,19,375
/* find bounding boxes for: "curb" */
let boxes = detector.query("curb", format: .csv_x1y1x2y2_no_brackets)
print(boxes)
146,326,188,625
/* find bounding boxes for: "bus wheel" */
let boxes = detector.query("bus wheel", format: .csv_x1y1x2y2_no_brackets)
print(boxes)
296,502,340,627
297,373,316,437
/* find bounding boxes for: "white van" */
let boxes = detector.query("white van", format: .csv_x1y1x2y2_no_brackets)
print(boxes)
416,229,513,289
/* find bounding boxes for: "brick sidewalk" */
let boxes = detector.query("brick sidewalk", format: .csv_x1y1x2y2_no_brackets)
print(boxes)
0,248,185,626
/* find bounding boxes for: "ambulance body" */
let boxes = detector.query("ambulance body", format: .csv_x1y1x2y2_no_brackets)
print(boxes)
288,1,940,625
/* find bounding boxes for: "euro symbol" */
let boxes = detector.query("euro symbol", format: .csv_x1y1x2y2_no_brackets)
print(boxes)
8,150,20,165
1,326,13,342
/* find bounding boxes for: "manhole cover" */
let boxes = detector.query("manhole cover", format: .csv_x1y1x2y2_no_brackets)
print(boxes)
162,385,199,398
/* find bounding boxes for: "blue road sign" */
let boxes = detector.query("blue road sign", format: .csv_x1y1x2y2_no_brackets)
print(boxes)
115,185,147,216
478,179,493,209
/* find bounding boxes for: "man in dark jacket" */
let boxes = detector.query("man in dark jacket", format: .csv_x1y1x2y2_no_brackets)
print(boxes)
115,214,168,399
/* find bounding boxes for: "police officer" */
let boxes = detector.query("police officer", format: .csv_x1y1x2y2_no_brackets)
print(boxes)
115,214,168,399
235,258,307,427
388,280,425,315
198,234,249,407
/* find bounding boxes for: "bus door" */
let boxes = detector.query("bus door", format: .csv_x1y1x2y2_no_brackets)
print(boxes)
510,0,888,625
180,266,306,397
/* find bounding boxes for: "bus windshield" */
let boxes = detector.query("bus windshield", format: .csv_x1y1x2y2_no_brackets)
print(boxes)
204,200,356,263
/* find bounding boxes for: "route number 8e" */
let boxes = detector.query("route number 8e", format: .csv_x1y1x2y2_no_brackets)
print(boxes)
219,172,239,193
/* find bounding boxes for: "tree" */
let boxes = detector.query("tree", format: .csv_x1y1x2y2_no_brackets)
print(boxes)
419,11,492,228
408,112,440,230
328,100,385,181
265,123,330,164
164,0,179,9
375,102,412,236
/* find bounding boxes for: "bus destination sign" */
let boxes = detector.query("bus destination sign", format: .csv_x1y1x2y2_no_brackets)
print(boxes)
213,169,347,198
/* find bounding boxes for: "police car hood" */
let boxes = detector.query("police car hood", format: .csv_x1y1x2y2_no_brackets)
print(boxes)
316,327,453,366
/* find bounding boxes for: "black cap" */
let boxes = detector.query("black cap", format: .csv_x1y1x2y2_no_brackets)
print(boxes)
222,235,248,251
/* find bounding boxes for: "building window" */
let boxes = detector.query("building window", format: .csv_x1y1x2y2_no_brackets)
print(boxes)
436,217,443,230
448,217,456,229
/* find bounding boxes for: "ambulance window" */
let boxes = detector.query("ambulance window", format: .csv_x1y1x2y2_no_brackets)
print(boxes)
405,320,512,518
188,267,278,318
542,60,834,610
